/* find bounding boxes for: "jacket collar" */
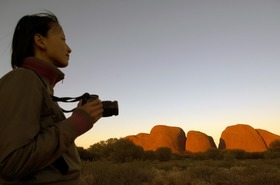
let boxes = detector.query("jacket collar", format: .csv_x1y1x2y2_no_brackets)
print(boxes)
21,57,65,88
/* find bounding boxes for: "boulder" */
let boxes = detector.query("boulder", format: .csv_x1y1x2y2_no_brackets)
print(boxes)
125,125,186,153
125,133,150,148
256,129,280,148
219,124,267,152
186,131,217,153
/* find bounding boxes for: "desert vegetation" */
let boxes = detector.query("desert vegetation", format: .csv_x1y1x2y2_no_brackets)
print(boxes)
78,139,280,185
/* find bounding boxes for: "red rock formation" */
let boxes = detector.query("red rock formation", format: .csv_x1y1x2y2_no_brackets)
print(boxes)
186,131,217,153
125,125,186,153
256,129,280,148
125,124,280,154
125,133,150,149
219,124,267,152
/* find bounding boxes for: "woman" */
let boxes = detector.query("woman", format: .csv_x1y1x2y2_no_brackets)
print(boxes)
0,12,103,184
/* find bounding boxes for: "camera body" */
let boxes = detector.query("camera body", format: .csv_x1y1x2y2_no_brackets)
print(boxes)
81,93,118,117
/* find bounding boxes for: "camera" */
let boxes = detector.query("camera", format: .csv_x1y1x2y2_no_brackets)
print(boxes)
81,93,119,117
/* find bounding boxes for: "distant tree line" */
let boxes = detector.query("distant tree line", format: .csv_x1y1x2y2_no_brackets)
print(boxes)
77,139,280,162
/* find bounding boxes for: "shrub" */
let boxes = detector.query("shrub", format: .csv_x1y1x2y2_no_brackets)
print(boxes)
264,150,280,159
155,147,172,161
269,140,280,151
143,150,157,160
88,138,118,160
246,152,264,159
77,146,94,161
110,138,144,162
222,149,247,160
203,148,223,160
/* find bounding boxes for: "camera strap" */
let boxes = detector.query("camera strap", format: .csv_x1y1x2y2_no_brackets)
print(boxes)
24,67,91,113
51,93,90,113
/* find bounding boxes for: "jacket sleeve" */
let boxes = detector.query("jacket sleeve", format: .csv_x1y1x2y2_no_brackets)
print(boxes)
0,69,92,180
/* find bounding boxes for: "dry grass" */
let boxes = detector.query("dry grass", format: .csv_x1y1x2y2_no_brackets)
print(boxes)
79,159,280,185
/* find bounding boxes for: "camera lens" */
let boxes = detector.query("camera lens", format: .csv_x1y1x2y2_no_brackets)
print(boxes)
102,101,119,117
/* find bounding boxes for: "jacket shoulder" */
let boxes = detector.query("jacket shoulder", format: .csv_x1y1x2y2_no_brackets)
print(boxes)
0,68,42,86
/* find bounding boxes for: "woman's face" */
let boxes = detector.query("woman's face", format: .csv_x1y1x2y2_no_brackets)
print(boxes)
43,24,72,67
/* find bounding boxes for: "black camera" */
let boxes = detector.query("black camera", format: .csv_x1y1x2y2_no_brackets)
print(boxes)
81,93,119,117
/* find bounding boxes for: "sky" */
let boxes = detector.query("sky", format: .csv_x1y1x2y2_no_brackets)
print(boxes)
0,0,280,148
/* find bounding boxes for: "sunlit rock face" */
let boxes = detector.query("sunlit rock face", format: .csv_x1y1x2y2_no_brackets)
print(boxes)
125,133,150,149
125,125,186,154
126,124,280,154
185,131,217,153
256,129,280,148
219,124,267,152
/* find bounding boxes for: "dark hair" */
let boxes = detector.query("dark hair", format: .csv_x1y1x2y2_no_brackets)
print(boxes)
11,12,59,68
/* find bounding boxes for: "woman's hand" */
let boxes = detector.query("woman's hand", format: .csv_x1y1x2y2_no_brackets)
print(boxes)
78,98,104,124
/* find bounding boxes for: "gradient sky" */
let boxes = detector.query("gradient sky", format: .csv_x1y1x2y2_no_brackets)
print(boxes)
1,0,280,148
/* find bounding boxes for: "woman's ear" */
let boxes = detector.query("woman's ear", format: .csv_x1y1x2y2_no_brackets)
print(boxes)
34,33,46,49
